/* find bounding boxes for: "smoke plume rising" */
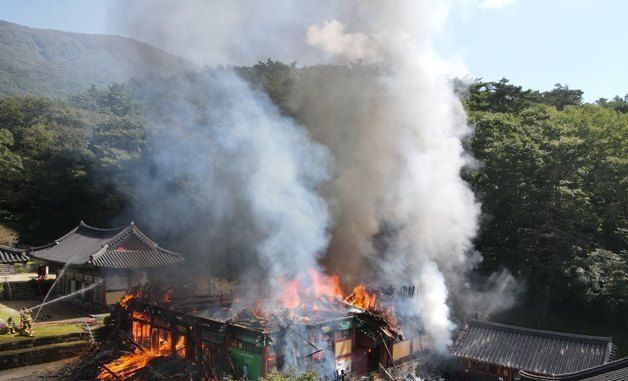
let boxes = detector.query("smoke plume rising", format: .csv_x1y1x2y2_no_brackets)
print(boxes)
128,71,331,302
112,0,517,352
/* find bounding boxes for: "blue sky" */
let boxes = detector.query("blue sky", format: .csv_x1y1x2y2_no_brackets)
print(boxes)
1,0,626,101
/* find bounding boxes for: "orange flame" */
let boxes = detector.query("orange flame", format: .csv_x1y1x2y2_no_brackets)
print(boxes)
97,312,186,380
309,269,344,300
161,286,173,303
118,293,135,310
272,269,380,313
345,284,377,310
276,277,301,308
104,270,391,379
118,289,149,310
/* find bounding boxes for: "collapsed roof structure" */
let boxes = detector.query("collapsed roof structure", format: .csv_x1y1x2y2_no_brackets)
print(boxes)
97,290,417,381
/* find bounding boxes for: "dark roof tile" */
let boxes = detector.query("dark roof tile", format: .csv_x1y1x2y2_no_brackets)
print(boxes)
0,245,29,264
520,357,628,381
30,221,183,269
451,319,614,375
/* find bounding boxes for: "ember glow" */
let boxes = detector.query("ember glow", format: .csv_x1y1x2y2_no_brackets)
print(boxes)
118,293,135,310
101,270,400,379
97,311,186,380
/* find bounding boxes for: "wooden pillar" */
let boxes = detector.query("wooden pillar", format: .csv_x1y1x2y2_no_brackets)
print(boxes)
195,325,203,364
185,324,193,361
171,319,179,357
224,333,231,374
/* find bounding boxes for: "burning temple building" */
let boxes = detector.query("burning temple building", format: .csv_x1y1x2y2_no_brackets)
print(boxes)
97,279,429,381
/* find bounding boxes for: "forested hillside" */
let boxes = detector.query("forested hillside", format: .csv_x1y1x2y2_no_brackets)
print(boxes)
0,62,626,347
0,20,194,98
460,79,627,345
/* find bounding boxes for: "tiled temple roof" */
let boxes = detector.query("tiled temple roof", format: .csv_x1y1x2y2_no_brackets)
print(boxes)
520,357,628,381
451,318,615,375
0,245,29,264
31,221,183,269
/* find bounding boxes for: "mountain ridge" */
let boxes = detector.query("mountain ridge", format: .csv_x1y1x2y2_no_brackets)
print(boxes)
0,20,196,98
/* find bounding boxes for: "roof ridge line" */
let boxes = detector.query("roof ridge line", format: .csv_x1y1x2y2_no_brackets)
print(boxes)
102,223,136,248
120,224,182,257
89,244,109,262
520,357,628,380
0,244,26,252
465,318,613,342
127,224,156,248
31,221,128,252
79,220,130,232
32,223,81,250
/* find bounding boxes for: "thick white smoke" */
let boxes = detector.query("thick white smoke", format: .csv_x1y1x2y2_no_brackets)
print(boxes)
129,71,331,301
304,6,479,350
112,0,517,352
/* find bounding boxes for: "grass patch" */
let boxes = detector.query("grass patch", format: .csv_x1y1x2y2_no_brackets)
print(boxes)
0,307,14,320
0,323,83,343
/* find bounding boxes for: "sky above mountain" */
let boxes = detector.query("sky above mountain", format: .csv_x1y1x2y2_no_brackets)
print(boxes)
1,0,626,101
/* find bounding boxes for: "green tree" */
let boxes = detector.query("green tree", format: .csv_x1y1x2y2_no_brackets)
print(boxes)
541,83,583,110
569,249,627,312
236,59,297,108
262,369,318,381
0,128,22,177
465,78,542,114
466,102,627,319
596,94,628,113
0,96,143,243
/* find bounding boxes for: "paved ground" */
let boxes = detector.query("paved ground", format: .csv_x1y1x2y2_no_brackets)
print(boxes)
0,300,94,325
0,273,56,282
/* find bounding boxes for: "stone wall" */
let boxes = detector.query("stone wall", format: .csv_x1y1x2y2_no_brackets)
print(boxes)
0,340,92,370
0,332,95,370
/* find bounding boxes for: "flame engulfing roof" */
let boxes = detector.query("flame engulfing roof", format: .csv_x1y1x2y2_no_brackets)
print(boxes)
30,221,184,269
451,319,616,376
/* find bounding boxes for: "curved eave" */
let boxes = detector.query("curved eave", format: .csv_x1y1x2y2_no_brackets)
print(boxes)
519,357,628,381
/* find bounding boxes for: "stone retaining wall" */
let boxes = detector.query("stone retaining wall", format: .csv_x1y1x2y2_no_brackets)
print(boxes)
0,340,92,370
0,327,110,370
0,279,54,300
0,332,88,352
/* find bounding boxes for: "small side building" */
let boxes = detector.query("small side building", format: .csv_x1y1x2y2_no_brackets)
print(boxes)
450,318,618,381
0,245,29,266
520,357,628,381
30,221,184,307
